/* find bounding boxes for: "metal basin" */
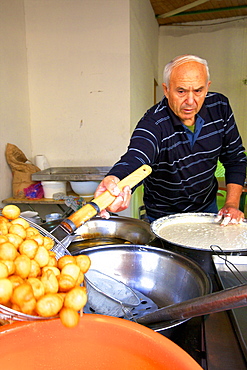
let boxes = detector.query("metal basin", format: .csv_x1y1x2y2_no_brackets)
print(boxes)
80,245,211,335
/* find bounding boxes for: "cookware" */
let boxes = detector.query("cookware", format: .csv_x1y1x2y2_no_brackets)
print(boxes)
85,269,141,317
0,216,71,322
51,164,152,246
0,316,203,370
78,245,211,335
137,283,247,325
151,213,247,252
67,215,155,254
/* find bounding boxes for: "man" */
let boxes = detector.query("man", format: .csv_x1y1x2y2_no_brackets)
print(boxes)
95,55,246,225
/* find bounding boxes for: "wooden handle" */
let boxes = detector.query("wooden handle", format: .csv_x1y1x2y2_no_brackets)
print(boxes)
66,164,152,229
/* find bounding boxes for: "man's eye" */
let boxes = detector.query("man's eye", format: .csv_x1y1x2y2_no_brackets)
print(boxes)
178,90,185,95
195,89,202,94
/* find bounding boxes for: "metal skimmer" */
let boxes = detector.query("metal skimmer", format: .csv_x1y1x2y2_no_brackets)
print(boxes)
84,269,158,320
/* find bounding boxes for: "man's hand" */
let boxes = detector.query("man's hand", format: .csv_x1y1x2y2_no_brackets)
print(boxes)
94,176,132,218
215,205,244,226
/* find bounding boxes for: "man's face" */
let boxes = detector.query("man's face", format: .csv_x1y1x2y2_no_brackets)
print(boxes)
163,61,211,125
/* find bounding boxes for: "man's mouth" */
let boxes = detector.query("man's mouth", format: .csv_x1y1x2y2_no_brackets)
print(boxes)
182,107,196,114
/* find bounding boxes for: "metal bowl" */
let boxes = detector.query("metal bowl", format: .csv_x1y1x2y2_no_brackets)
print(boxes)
79,244,211,336
67,216,155,254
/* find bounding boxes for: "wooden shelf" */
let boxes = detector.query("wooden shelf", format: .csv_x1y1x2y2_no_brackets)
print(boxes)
2,197,66,205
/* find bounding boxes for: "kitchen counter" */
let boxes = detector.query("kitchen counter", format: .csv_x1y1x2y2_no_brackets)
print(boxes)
31,166,111,181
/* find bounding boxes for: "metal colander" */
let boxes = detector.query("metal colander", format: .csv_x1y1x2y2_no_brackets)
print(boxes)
0,215,71,322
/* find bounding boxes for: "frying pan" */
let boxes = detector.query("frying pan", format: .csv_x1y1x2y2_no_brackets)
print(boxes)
137,283,247,326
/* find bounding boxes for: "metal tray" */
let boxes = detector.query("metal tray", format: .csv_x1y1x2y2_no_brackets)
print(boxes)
31,166,111,181
151,213,247,252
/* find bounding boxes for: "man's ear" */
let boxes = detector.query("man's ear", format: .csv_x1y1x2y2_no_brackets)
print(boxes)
162,83,168,97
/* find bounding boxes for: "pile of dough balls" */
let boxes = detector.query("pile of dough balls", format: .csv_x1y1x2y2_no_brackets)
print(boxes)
0,205,91,328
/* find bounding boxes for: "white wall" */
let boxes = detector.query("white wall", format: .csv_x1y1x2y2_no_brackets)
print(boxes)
24,0,131,168
0,0,158,219
0,0,31,203
158,17,247,148
129,0,158,218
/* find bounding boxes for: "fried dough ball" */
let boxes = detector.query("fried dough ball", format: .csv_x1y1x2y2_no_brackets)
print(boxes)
8,275,24,289
2,205,20,220
0,205,90,328
0,235,8,244
59,307,80,328
41,269,59,294
0,278,13,304
26,227,40,238
64,286,87,311
57,274,76,292
0,262,9,279
61,263,80,282
36,293,63,317
27,233,44,246
0,222,8,235
34,246,49,267
43,236,55,251
19,239,39,259
6,233,23,249
27,278,45,300
1,260,16,275
76,271,85,285
42,266,60,277
9,224,26,240
14,255,31,279
10,282,35,312
0,242,18,260
0,216,8,223
75,255,91,273
11,217,30,229
57,255,76,270
28,259,41,278
47,255,58,267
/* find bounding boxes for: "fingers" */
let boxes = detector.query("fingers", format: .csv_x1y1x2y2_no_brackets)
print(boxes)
94,176,121,198
94,176,132,215
98,209,111,219
215,207,244,226
106,186,132,213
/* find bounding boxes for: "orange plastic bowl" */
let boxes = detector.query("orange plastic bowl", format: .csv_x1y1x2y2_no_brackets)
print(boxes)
0,315,202,370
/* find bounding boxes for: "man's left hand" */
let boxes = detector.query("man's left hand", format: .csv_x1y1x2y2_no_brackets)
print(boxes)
215,206,244,226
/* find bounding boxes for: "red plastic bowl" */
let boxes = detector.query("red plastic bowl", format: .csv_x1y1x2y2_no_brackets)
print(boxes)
0,315,202,370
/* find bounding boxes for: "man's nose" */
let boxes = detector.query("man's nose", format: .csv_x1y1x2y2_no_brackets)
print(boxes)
185,92,194,105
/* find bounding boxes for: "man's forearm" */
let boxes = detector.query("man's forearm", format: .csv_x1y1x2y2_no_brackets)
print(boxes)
225,183,243,209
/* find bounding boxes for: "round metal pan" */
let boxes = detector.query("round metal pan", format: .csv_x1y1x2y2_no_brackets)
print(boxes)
151,213,247,252
79,244,211,336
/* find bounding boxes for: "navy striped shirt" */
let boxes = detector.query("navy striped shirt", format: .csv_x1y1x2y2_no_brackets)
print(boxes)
108,92,246,218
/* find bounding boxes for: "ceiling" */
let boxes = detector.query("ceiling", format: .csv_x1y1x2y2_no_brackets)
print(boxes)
149,0,247,25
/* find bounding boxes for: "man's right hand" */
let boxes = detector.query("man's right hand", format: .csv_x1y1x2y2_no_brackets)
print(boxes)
94,176,132,218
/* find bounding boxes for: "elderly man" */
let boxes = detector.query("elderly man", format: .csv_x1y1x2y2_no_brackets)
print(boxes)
95,55,246,225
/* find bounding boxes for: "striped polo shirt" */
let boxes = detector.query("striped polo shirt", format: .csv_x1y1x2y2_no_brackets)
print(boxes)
108,92,246,219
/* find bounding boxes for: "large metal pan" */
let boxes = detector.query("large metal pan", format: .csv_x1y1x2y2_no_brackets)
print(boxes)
78,244,211,336
42,216,155,253
151,213,247,252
